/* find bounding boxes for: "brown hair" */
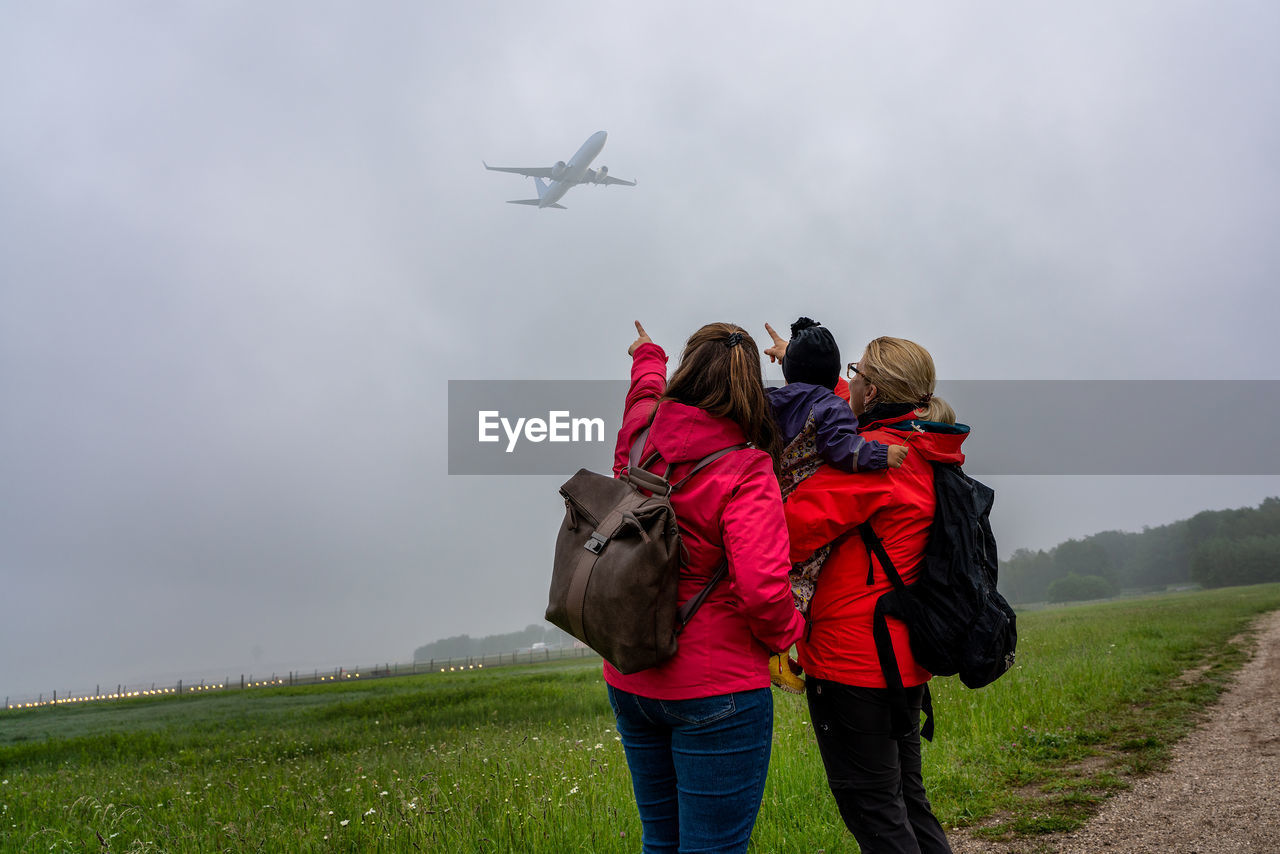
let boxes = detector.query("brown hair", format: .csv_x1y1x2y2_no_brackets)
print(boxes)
662,322,782,464
860,336,956,424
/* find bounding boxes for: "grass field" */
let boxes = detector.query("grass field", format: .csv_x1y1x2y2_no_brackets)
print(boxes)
3,583,1279,853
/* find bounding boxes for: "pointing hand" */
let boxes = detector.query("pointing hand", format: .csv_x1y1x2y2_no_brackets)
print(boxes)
628,320,654,356
763,322,788,364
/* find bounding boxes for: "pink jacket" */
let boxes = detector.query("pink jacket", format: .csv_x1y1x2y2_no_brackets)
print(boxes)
602,343,806,700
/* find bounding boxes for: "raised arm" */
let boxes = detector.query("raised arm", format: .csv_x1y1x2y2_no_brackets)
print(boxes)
612,322,668,475
812,394,890,472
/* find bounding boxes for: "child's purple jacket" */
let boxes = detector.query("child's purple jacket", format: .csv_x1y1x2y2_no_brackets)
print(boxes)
767,382,889,472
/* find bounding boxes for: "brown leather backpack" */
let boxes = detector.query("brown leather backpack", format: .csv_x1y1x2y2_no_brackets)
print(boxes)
546,428,746,674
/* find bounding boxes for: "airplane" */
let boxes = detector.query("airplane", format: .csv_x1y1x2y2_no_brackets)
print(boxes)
484,130,636,209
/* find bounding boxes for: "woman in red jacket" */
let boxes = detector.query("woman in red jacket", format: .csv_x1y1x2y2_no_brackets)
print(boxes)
784,336,960,854
606,321,806,854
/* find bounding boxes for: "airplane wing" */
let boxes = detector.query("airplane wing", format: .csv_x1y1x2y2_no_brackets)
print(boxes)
595,175,636,187
483,162,554,179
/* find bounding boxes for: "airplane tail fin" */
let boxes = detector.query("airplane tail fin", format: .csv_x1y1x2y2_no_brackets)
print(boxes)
507,199,566,209
507,177,567,209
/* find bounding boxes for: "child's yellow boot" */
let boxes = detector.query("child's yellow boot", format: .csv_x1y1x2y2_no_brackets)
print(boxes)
769,653,805,695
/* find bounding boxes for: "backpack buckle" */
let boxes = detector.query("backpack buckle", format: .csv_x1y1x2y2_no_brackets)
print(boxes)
584,532,608,554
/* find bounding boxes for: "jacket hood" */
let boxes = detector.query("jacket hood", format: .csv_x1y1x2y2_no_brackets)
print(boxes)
645,400,749,464
865,409,969,466
768,382,834,412
768,383,835,440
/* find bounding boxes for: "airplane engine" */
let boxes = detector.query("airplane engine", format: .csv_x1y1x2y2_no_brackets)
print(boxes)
551,161,567,180
594,166,609,183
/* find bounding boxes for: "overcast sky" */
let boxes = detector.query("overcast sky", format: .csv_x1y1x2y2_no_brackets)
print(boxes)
3,2,1279,700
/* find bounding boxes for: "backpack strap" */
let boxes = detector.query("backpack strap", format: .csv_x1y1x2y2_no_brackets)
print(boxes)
671,443,748,489
676,558,728,631
626,427,748,488
861,521,935,742
668,442,749,630
624,429,750,632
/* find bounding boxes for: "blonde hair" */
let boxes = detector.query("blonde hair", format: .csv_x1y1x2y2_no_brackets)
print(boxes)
860,336,956,424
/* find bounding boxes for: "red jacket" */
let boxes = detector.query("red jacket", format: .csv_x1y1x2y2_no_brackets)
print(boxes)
785,409,968,688
602,343,806,700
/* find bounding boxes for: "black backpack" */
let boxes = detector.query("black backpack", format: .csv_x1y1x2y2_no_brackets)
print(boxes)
858,461,1016,740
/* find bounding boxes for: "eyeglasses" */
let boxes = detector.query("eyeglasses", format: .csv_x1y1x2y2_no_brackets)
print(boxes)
846,363,862,380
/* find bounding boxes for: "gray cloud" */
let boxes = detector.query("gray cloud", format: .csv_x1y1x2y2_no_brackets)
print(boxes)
3,2,1279,699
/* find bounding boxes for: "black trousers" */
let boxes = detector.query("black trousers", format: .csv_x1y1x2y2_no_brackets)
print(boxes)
805,678,953,854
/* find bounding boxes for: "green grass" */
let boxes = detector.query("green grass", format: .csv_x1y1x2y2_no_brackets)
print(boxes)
2,584,1279,853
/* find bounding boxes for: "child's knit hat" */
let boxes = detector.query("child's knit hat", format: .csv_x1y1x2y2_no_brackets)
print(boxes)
782,317,840,389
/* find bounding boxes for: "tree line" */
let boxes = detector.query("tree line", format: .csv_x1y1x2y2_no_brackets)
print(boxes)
1000,496,1280,604
413,624,577,662
413,498,1280,654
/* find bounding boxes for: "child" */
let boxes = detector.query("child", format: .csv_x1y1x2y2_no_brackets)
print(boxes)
764,317,909,693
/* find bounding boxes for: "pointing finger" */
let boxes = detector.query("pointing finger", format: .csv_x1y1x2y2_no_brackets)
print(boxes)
765,322,786,346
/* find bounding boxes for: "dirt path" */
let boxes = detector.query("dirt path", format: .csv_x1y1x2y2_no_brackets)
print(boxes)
953,609,1280,854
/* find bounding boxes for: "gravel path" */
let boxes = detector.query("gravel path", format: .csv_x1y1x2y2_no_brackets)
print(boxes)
953,609,1280,854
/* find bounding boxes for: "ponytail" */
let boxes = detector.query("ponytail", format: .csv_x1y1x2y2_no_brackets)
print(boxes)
663,323,782,468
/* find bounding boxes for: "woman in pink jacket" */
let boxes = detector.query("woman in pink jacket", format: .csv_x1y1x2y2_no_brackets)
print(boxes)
606,321,806,853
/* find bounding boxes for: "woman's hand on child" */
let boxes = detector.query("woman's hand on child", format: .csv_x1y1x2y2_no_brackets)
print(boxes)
628,320,654,356
763,322,788,364
888,445,909,468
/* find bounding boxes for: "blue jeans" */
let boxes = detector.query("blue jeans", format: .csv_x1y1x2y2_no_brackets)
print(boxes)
607,685,773,854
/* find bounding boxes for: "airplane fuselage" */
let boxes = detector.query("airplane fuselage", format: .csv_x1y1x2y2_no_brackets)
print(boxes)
485,131,633,209
538,130,608,208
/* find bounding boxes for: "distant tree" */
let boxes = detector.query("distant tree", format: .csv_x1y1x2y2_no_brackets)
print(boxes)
1186,508,1226,550
1127,521,1191,588
1046,573,1117,604
1091,529,1142,585
414,623,577,662
1191,534,1280,588
1000,548,1055,603
1052,539,1116,584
